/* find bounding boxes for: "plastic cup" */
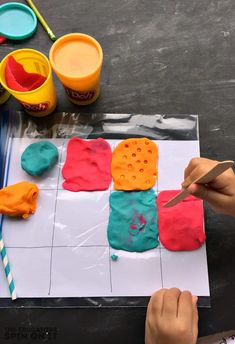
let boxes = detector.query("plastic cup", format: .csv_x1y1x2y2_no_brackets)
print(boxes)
0,49,57,117
49,33,103,105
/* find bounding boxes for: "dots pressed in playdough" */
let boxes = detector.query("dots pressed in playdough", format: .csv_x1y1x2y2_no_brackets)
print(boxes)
21,141,59,176
108,190,159,252
62,137,112,191
111,138,158,190
0,182,39,219
157,190,206,251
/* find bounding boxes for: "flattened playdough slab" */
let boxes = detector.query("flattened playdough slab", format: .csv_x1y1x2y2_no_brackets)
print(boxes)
111,138,158,190
21,141,59,176
108,190,159,252
62,137,112,191
0,181,39,219
157,190,205,251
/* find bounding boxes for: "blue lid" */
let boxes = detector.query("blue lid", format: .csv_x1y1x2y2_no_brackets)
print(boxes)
0,2,37,40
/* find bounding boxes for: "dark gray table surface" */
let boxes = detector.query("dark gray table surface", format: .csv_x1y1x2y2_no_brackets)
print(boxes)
1,0,235,342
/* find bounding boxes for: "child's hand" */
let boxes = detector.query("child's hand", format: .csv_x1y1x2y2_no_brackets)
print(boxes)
145,288,198,344
182,157,235,216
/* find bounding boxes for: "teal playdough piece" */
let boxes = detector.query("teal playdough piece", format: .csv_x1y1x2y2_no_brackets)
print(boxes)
108,190,159,252
111,254,119,261
21,141,59,176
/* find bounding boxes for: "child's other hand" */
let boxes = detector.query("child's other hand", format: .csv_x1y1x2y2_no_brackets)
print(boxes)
145,288,198,344
182,157,235,216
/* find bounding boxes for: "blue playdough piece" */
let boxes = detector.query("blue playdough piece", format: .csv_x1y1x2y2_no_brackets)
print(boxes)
21,141,59,176
0,3,37,40
108,190,159,252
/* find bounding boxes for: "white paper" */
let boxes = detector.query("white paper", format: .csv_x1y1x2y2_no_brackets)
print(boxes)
0,138,210,298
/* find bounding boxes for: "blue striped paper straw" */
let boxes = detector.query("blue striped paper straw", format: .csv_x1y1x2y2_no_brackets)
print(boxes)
0,232,16,300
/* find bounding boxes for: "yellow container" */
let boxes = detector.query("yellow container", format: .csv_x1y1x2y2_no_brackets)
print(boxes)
0,49,57,117
0,82,10,105
49,33,103,105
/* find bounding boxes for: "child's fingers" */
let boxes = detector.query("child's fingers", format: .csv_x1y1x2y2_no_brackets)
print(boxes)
187,184,207,198
184,158,218,181
183,161,235,191
162,288,181,319
145,289,167,343
177,291,193,321
192,296,199,339
208,168,235,190
183,162,219,189
187,183,230,207
149,288,167,318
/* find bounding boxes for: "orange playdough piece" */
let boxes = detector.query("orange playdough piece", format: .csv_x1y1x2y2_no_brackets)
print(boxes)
0,182,39,219
111,138,158,190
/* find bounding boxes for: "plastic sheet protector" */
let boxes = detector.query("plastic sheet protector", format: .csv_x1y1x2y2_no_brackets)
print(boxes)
0,112,210,308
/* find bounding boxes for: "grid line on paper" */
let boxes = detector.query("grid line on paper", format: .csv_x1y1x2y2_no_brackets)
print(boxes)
108,190,113,293
5,245,110,249
108,246,113,293
4,245,163,250
48,140,65,295
107,141,118,292
159,247,164,288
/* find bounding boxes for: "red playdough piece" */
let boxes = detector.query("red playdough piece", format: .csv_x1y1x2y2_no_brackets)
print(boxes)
0,36,7,44
62,137,112,191
5,56,46,92
157,190,206,251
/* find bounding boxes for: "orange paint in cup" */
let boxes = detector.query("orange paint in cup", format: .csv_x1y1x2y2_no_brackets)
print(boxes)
49,33,103,105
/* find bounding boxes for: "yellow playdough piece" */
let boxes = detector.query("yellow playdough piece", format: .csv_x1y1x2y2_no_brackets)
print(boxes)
0,182,39,219
111,138,158,190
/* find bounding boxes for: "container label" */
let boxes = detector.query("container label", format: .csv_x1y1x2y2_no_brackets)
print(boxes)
20,101,50,113
64,87,95,102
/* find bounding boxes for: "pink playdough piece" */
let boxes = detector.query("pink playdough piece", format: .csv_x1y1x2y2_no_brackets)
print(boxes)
62,137,112,191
